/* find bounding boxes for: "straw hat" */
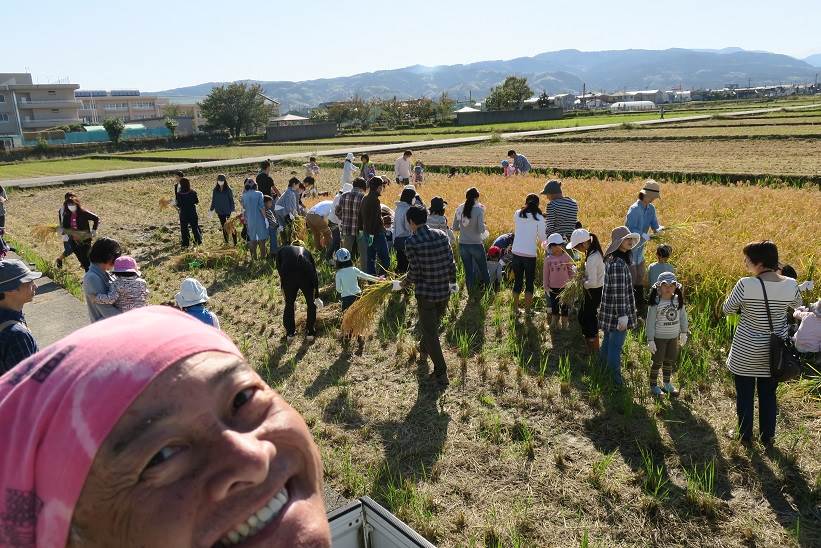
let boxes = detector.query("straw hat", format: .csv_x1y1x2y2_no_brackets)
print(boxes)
604,226,640,257
642,179,661,198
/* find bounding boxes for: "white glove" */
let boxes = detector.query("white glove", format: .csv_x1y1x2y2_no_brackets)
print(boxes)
641,233,650,242
481,229,490,241
61,234,70,242
656,225,665,233
91,230,97,238
679,333,688,346
391,280,403,292
449,282,459,294
798,280,814,292
314,298,324,309
617,316,628,331
647,341,657,354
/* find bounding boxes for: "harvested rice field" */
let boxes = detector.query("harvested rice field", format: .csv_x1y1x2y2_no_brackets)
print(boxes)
5,167,820,547
371,139,821,177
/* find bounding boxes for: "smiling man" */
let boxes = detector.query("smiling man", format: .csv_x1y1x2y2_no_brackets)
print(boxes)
0,306,330,548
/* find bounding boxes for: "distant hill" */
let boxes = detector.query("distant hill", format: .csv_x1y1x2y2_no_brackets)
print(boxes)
154,48,819,110
804,54,821,67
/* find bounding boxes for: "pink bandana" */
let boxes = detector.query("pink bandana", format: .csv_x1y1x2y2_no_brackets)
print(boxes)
0,306,242,547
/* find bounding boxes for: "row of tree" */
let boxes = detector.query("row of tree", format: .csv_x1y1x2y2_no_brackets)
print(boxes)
309,93,455,129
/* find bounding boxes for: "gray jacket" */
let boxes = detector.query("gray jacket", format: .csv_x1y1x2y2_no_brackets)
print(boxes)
83,264,121,323
393,201,413,239
452,203,486,245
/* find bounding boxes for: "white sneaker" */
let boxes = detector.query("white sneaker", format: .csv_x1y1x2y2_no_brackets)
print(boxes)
662,382,679,396
306,335,315,343
650,385,663,397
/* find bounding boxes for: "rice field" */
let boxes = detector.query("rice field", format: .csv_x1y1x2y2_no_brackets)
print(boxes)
533,124,821,139
0,157,173,180
370,138,821,177
4,166,820,547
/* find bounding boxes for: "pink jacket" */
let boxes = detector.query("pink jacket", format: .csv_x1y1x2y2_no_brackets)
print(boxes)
543,252,575,290
793,309,821,353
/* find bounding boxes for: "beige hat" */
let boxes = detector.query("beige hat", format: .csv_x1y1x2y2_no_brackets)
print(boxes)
642,179,661,197
604,226,640,257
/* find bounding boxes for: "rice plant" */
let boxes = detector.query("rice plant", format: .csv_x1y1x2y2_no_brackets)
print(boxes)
684,458,718,516
590,450,617,489
558,354,572,395
638,446,670,502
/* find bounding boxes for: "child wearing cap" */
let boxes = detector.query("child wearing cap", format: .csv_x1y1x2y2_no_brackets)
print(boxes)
486,246,504,291
568,228,604,354
646,271,689,396
334,248,382,312
175,277,219,328
501,159,517,177
543,233,576,328
647,244,676,286
93,256,149,313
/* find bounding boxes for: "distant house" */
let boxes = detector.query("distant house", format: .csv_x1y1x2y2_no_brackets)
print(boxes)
265,113,336,142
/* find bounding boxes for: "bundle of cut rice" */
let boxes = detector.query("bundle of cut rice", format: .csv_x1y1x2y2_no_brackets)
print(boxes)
560,262,586,307
223,215,243,237
159,197,173,211
31,224,59,243
341,279,401,338
171,248,243,271
292,215,307,245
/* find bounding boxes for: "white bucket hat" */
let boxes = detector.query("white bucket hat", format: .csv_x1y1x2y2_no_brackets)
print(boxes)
341,183,353,193
652,271,682,289
567,228,591,250
546,233,565,247
175,278,209,308
345,152,354,161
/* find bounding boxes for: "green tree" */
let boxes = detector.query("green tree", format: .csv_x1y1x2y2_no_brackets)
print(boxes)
164,117,179,138
484,76,533,111
436,92,455,123
537,90,551,108
198,82,273,137
103,117,125,144
163,103,182,118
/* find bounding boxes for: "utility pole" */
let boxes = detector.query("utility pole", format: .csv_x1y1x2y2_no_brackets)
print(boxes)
582,82,586,109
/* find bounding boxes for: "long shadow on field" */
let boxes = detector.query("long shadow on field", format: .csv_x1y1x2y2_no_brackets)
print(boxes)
445,290,493,357
370,363,450,515
750,448,820,546
664,400,733,501
261,339,310,387
305,348,352,398
583,385,683,507
376,293,409,342
513,315,547,373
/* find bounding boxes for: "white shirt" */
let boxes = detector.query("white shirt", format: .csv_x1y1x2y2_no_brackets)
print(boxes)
328,193,343,225
341,161,358,185
511,210,546,257
583,251,605,289
308,200,333,219
394,156,412,179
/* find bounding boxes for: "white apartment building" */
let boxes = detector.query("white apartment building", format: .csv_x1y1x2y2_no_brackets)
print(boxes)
0,73,81,149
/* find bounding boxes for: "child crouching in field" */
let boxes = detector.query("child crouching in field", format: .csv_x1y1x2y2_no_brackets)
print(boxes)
793,299,821,354
335,248,382,311
646,271,689,396
175,277,220,329
543,233,576,328
486,246,505,291
94,256,149,312
501,159,517,177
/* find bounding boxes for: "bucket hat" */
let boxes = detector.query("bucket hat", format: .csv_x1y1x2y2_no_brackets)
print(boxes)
175,278,209,308
652,271,681,289
345,152,354,161
0,259,42,293
335,248,351,263
112,255,139,274
604,226,640,257
546,233,565,246
642,179,661,197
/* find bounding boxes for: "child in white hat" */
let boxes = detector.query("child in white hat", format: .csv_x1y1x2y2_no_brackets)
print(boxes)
646,271,689,396
175,278,219,329
543,233,576,328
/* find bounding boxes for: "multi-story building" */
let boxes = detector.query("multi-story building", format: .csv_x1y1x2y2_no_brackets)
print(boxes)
0,73,81,149
76,90,169,124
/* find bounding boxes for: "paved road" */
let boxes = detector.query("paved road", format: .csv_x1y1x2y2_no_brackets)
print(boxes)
4,103,819,189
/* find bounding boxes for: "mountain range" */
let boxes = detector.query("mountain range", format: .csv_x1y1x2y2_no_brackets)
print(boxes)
154,48,821,111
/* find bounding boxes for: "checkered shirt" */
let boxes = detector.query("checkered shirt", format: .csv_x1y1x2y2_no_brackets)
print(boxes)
598,256,638,331
335,189,365,237
405,225,456,302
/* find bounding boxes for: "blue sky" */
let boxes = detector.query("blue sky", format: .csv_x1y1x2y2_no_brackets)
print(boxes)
7,0,820,91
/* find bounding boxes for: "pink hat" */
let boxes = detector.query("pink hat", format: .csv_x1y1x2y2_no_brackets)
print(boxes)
0,306,242,547
112,255,139,274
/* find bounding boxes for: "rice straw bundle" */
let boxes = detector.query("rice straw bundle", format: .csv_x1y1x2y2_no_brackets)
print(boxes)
159,197,173,211
31,224,59,243
560,262,586,307
341,279,401,338
292,215,307,245
223,215,243,237
171,248,243,271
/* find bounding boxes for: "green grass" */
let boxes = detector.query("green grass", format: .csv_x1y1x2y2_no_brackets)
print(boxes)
117,143,343,160
0,158,172,180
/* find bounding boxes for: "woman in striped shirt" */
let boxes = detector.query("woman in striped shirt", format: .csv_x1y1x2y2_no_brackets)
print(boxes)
723,240,802,446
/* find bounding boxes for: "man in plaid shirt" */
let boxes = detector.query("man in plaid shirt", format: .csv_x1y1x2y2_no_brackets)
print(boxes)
0,259,42,375
335,177,368,269
402,207,457,386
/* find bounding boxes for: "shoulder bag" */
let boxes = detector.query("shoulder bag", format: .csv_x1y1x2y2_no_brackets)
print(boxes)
757,277,802,382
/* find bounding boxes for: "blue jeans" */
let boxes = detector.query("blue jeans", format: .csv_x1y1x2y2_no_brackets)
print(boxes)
367,233,390,276
268,226,279,256
459,243,490,289
600,329,628,385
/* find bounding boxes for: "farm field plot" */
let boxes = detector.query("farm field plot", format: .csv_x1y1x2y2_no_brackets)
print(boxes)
117,143,344,160
372,139,821,177
533,124,821,139
0,157,175,181
5,168,820,547
666,116,821,127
